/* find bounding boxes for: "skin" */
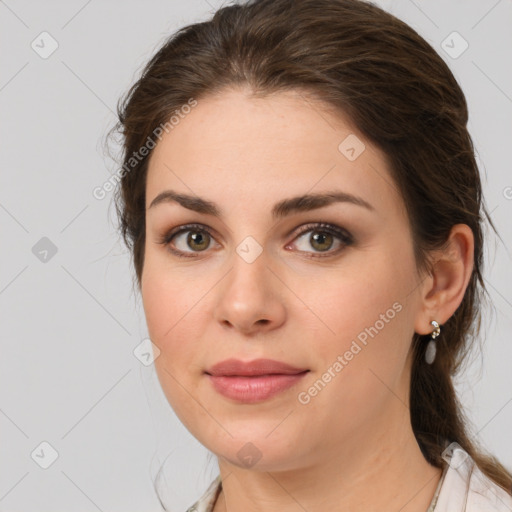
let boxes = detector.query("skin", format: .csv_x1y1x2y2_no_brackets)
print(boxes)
141,86,474,512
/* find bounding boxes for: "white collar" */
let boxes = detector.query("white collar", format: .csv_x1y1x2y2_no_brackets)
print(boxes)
435,442,512,511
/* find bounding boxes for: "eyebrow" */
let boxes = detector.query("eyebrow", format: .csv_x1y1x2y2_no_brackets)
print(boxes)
148,189,374,218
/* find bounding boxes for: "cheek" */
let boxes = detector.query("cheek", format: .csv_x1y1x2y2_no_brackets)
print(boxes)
295,278,416,438
142,247,204,341
142,263,210,426
141,253,200,370
300,247,418,394
308,254,413,340
141,250,224,391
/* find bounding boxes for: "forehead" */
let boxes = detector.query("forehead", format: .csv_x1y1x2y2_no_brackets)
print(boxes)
145,87,402,218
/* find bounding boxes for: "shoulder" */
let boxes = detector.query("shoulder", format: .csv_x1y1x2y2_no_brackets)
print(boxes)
185,475,222,512
436,442,512,512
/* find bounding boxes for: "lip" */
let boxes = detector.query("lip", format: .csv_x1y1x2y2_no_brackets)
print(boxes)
206,358,308,376
205,358,309,403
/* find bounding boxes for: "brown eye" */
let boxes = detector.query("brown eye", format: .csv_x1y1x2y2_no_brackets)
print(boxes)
309,231,334,252
185,230,211,251
158,224,218,257
290,222,353,257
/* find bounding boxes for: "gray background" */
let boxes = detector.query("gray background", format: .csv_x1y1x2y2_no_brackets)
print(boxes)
1,0,511,511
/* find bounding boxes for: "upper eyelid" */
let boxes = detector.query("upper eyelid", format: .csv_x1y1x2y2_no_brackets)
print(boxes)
294,222,351,238
167,222,348,238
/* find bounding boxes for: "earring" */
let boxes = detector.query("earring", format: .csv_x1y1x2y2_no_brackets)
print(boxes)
425,320,441,364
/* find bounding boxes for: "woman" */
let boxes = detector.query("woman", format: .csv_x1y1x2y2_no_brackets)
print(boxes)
111,0,512,510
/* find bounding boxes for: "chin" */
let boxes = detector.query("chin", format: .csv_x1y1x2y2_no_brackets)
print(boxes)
204,429,304,472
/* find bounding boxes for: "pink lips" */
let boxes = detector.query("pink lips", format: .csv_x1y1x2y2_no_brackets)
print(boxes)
205,358,309,403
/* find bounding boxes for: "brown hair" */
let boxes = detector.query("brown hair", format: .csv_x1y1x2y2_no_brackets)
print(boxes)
111,0,512,494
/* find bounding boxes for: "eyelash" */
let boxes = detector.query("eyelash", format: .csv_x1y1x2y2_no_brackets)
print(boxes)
157,222,354,259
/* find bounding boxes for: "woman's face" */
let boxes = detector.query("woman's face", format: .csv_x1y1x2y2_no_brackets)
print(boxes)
142,87,426,471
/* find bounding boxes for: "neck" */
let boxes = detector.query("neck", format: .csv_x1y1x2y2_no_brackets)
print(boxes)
213,411,442,512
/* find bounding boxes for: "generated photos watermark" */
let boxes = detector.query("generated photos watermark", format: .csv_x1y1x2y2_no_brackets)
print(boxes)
93,97,198,200
297,301,403,404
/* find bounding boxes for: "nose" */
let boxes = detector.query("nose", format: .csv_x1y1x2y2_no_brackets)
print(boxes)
213,249,286,335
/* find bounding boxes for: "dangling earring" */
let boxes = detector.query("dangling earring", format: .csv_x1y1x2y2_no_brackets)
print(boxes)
425,320,441,364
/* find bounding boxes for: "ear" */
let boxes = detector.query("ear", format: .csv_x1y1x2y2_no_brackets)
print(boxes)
414,224,474,335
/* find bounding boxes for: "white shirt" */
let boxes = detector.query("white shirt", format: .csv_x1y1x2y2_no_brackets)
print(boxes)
186,443,512,512
435,443,512,511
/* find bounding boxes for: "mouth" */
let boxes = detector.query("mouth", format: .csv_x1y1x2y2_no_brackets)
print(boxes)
205,358,310,403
